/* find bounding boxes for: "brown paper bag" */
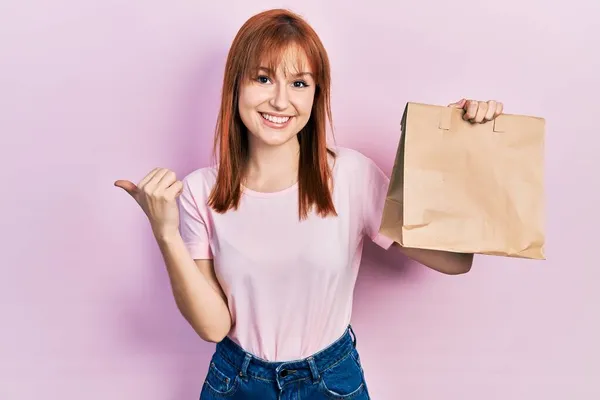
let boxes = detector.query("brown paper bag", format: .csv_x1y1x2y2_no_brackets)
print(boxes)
379,102,545,259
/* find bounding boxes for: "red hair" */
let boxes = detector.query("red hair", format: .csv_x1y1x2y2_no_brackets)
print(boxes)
207,8,337,220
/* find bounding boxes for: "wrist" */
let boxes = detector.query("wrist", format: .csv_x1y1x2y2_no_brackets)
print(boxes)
153,229,181,245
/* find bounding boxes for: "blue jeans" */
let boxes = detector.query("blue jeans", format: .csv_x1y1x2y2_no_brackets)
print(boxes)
199,325,371,399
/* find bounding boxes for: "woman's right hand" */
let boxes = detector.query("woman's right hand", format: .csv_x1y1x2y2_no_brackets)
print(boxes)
114,168,184,240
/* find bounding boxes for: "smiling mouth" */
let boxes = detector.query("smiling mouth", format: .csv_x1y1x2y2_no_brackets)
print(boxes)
260,112,292,125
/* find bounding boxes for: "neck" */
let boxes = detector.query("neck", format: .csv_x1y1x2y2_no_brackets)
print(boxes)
244,137,300,192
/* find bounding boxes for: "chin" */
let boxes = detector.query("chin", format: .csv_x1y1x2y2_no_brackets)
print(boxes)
253,129,299,147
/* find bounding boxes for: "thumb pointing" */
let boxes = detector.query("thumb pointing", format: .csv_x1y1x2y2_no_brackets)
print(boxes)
114,180,139,197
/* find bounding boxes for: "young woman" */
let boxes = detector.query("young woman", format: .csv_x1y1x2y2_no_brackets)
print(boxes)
115,8,504,400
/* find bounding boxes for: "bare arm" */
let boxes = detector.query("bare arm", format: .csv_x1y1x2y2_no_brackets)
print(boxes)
156,233,231,343
115,168,231,343
393,243,473,275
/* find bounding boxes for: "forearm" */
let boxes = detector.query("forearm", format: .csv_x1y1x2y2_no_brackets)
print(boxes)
393,243,473,275
155,233,231,342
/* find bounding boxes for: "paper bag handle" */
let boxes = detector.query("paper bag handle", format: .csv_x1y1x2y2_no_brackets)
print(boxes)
439,106,506,132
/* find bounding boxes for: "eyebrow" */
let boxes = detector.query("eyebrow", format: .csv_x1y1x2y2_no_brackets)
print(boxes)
257,66,313,78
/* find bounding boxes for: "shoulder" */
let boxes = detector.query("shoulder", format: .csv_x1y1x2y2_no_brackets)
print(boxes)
181,165,218,197
329,146,382,176
329,146,390,200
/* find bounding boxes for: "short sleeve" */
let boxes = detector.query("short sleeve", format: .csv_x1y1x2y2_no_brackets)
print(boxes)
361,156,394,250
177,176,213,259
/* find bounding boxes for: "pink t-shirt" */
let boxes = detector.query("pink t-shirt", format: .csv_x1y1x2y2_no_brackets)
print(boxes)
178,147,393,361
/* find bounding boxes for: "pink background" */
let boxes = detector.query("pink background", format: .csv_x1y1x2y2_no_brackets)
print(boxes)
1,1,598,399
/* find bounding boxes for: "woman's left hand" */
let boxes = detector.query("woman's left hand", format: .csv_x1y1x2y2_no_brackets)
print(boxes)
448,98,504,123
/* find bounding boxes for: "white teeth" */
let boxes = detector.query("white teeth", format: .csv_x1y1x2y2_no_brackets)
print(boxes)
261,113,290,124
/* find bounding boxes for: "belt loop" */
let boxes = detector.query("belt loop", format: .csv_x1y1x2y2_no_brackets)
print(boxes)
240,354,251,378
348,325,357,348
307,357,320,382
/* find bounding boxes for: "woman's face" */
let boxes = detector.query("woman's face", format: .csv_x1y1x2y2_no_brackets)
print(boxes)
238,46,316,148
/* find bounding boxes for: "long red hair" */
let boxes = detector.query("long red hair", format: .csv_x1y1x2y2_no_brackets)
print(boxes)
207,9,337,220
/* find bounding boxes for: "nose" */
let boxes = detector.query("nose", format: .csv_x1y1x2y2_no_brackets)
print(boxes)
269,82,290,111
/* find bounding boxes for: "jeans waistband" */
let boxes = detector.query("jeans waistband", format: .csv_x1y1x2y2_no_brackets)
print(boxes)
215,325,357,388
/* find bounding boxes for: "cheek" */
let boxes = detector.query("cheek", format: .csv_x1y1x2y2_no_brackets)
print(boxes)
237,89,260,124
296,92,316,116
238,88,252,111
237,100,251,127
238,85,264,109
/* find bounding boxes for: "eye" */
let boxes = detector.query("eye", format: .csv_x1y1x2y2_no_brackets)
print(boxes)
293,80,309,88
256,75,271,84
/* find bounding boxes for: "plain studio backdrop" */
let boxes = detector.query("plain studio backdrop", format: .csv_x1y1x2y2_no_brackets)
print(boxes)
1,1,598,399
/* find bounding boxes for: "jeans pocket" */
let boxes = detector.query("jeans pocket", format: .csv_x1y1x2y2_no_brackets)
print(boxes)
201,353,241,397
318,350,369,399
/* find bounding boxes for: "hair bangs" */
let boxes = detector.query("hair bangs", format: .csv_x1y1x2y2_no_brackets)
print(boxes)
241,26,321,84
